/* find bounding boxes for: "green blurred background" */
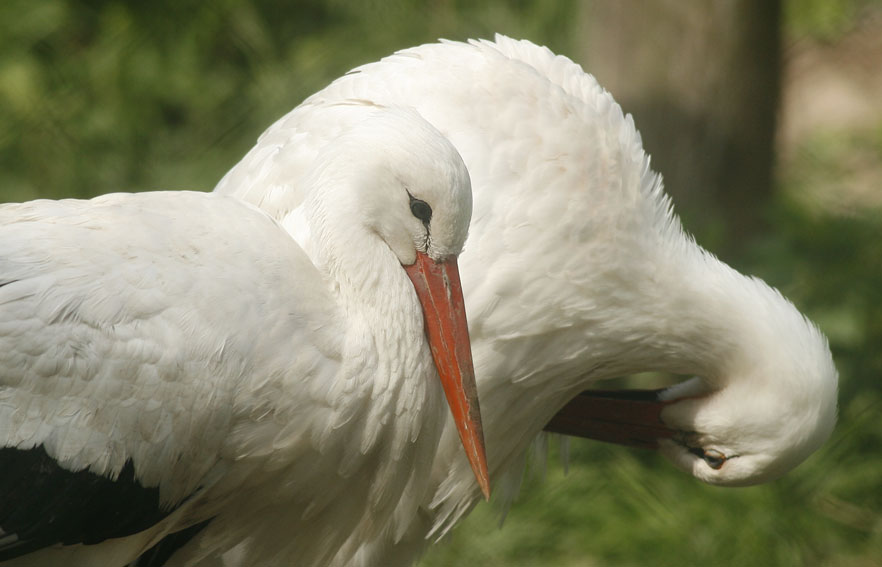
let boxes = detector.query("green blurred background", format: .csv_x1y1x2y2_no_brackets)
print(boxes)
1,1,880,565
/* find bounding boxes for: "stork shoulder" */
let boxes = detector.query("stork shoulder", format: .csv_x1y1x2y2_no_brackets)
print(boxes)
0,191,342,560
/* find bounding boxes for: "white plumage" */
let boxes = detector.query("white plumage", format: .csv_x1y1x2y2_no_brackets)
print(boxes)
0,108,488,566
215,35,838,566
0,34,837,567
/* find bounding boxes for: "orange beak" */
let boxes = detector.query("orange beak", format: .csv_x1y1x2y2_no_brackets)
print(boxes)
544,389,676,449
405,251,490,500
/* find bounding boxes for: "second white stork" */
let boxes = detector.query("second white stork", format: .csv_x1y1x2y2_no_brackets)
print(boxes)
215,35,839,566
0,107,488,566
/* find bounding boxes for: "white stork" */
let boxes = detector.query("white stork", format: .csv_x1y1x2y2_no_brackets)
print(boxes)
0,107,489,566
213,36,839,566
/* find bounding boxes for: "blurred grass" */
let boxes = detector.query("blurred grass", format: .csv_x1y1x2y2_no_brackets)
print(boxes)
0,1,880,566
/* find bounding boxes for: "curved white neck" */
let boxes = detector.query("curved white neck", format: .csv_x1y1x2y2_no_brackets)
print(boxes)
429,230,813,533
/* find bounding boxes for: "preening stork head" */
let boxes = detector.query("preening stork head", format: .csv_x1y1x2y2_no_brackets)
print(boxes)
655,281,839,486
548,268,838,488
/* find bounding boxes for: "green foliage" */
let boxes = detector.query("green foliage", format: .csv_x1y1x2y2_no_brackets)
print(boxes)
0,0,575,202
1,2,879,566
785,0,882,40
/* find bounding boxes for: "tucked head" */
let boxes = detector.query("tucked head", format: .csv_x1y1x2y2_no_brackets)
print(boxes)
656,310,838,486
546,282,838,487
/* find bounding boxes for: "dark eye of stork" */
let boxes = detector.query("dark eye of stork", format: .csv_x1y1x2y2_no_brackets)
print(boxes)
689,446,727,470
703,449,727,469
408,193,432,226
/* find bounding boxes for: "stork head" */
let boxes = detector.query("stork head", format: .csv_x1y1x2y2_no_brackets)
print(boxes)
302,106,488,498
655,322,838,486
548,279,838,487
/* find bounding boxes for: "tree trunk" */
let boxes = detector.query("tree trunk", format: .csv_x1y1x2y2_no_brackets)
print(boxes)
578,0,781,254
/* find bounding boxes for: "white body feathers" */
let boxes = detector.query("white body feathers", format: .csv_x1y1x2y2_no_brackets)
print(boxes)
216,36,837,567
0,35,835,567
0,109,476,566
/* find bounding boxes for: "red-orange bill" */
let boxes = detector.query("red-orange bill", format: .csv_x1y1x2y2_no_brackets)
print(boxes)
544,389,676,449
405,252,490,500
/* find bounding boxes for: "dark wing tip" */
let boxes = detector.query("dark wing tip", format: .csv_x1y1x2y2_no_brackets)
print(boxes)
0,445,179,561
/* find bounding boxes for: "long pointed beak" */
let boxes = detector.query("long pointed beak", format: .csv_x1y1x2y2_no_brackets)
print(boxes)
405,252,490,500
544,389,676,449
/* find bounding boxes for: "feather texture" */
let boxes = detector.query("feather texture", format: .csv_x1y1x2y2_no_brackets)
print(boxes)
1,108,478,566
216,35,836,567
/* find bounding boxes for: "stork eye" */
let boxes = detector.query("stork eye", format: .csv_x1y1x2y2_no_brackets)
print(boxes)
702,449,727,470
686,445,727,470
408,194,432,225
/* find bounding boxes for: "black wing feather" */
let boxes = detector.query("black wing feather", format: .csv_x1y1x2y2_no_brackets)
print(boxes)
0,445,178,561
